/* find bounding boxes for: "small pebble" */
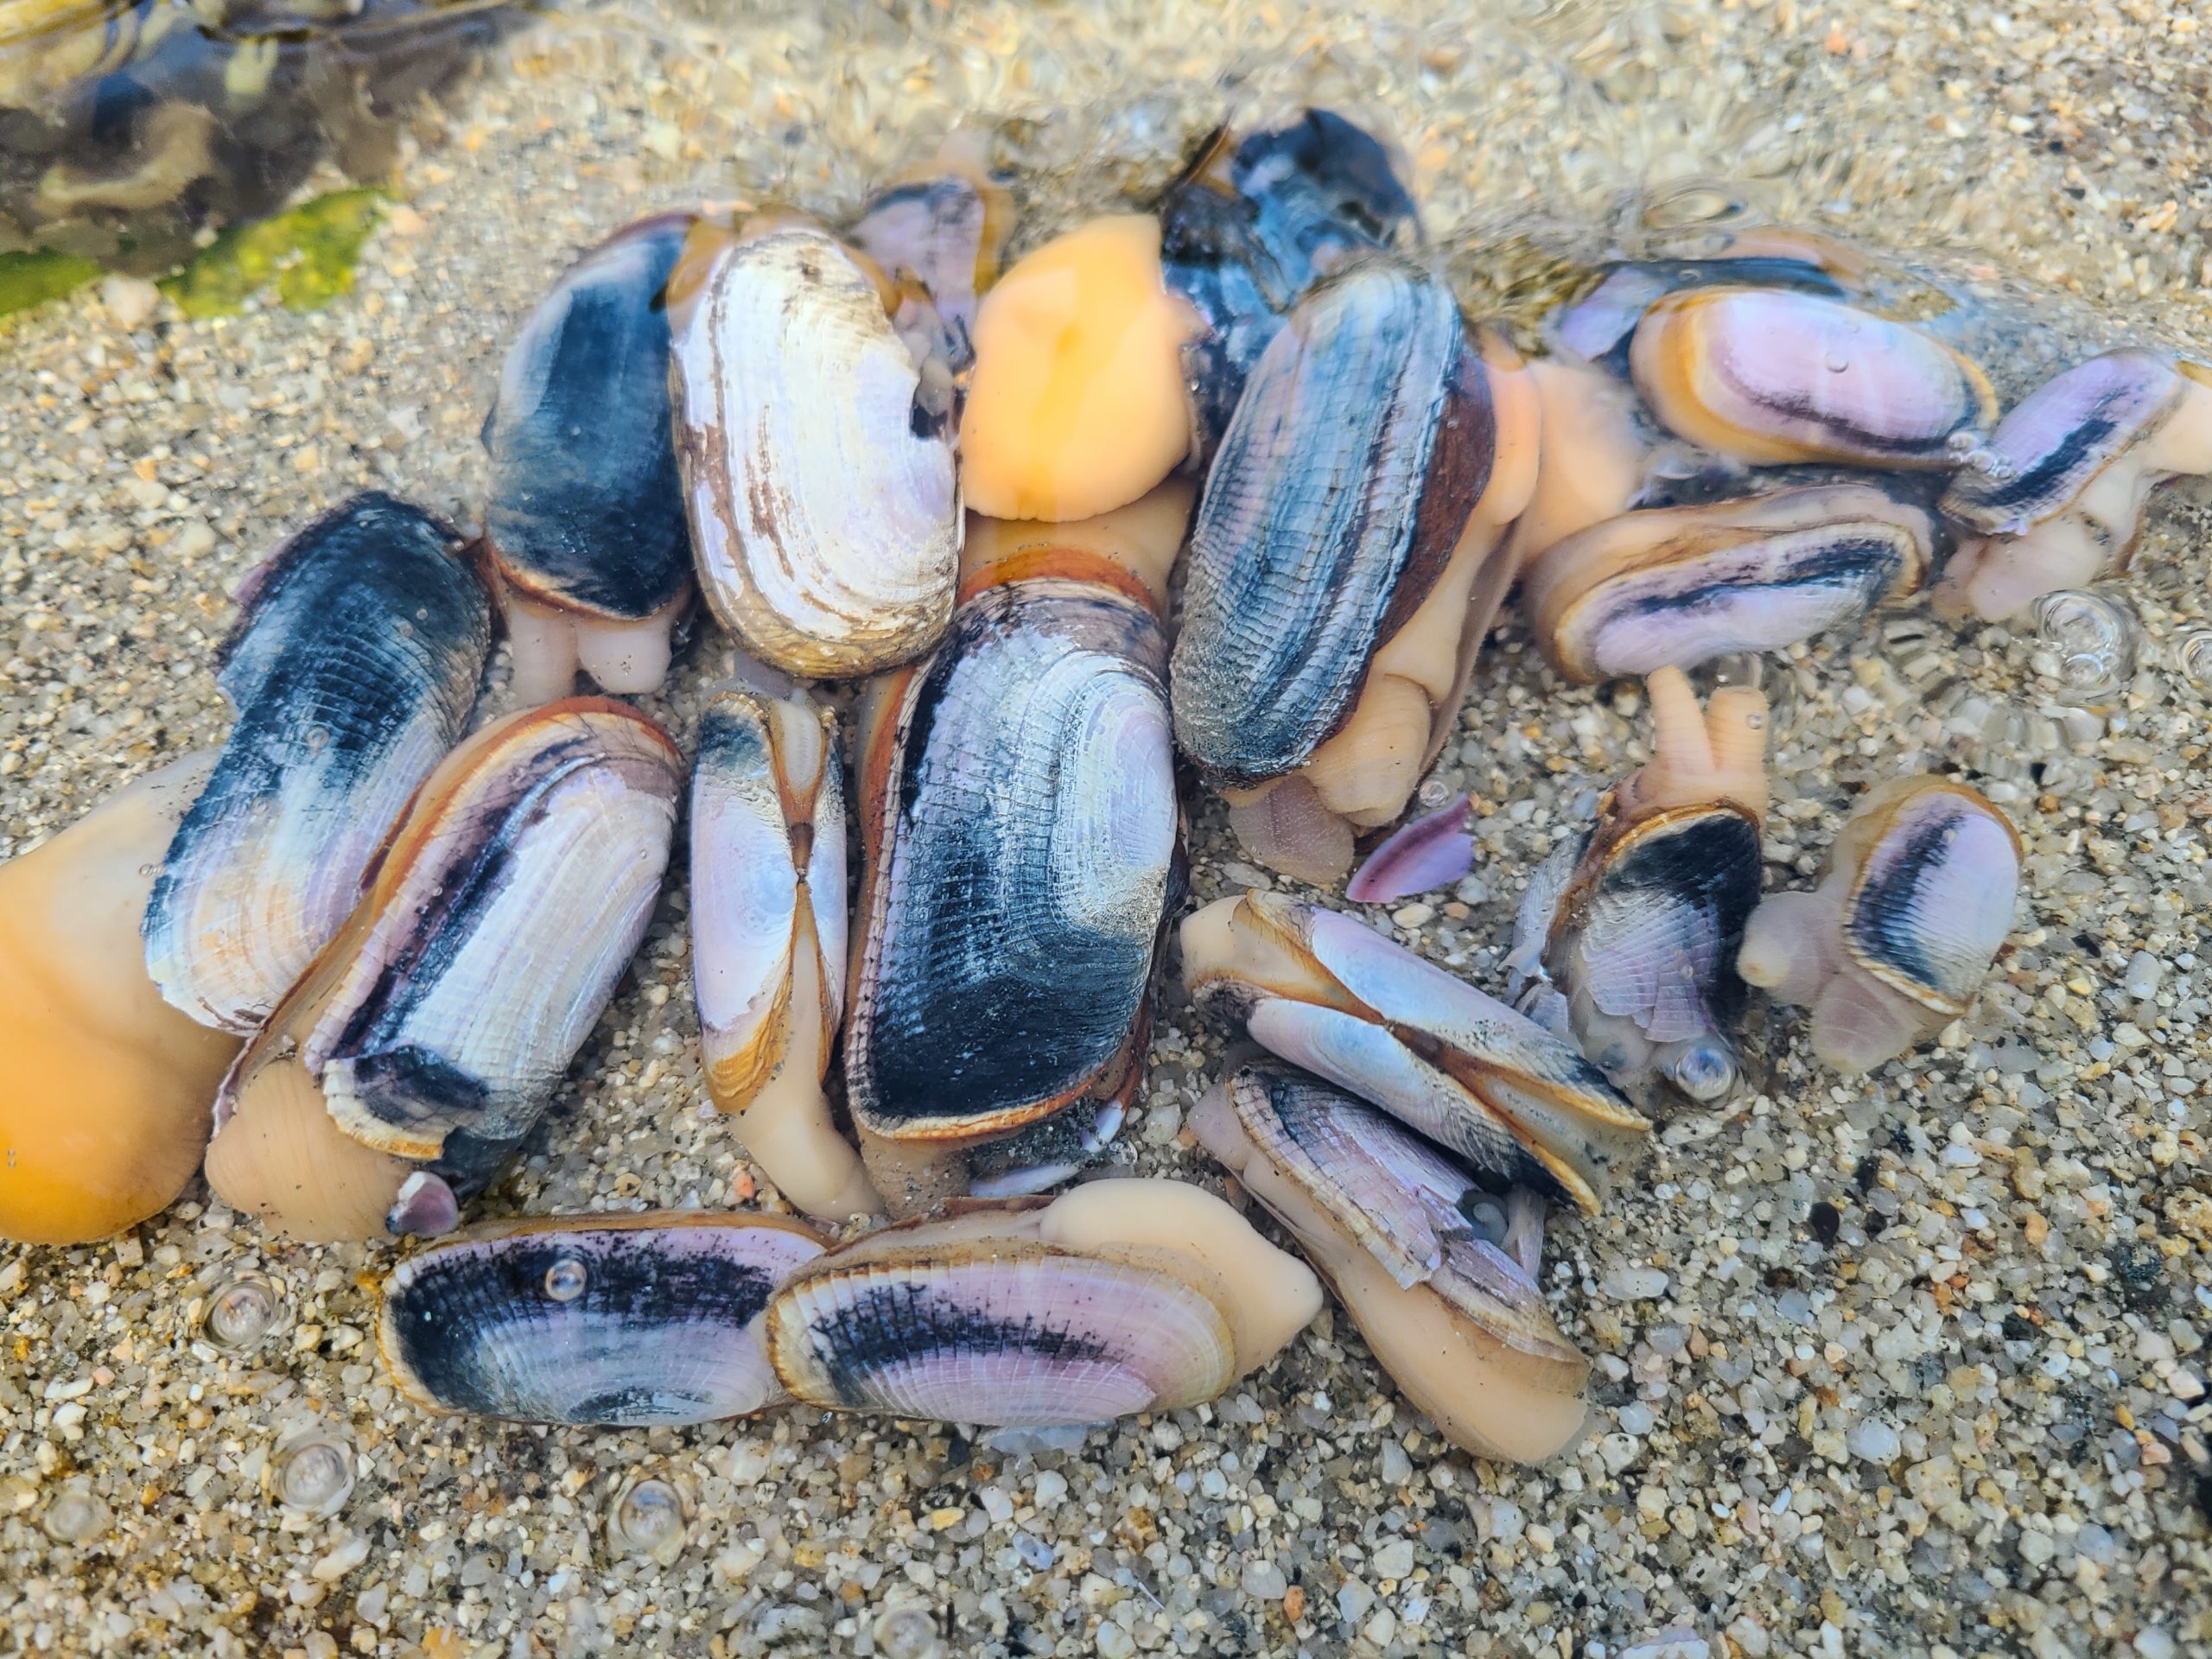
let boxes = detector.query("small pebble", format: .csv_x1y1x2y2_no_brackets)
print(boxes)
1241,1560,1287,1599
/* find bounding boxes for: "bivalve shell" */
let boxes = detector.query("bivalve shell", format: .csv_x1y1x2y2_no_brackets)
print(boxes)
846,541,1179,1215
1194,1060,1588,1465
1507,668,1768,1105
1935,352,2212,620
1171,259,1538,882
1522,482,1933,683
204,700,681,1240
142,493,493,1033
378,1212,828,1426
671,219,959,677
690,683,877,1221
764,1180,1319,1427
849,142,1014,377
1738,776,2021,1073
1630,286,1999,469
1180,891,1648,1212
485,214,696,701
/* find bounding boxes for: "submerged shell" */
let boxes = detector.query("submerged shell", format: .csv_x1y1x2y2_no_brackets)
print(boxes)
1630,287,1999,469
1171,259,1491,785
692,689,846,1107
846,580,1177,1146
1193,1061,1588,1465
1180,892,1648,1212
142,493,492,1033
1843,779,2021,1014
1510,668,1768,1103
1158,109,1421,451
1522,482,1934,683
208,700,681,1236
484,216,693,626
768,1241,1236,1424
762,1179,1316,1426
1217,1060,1572,1349
690,684,876,1222
849,156,1011,374
378,1212,826,1426
1940,350,2188,537
671,222,958,677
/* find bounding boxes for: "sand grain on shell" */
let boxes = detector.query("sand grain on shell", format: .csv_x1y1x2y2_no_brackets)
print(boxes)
3,1,2210,1655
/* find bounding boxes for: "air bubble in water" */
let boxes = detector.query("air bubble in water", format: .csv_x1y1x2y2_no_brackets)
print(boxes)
42,1480,111,1544
873,1605,944,1659
2030,589,2138,704
200,1272,284,1352
1693,652,1794,736
607,1471,689,1563
2174,629,2212,690
543,1258,588,1303
268,1427,357,1517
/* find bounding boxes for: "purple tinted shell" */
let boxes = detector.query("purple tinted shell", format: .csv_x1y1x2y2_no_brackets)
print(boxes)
1346,794,1475,903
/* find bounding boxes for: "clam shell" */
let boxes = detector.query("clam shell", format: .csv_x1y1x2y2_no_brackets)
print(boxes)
1172,258,1491,785
1523,482,1933,682
691,688,845,1105
1547,244,1857,369
766,1236,1237,1424
849,162,1010,374
225,700,681,1179
1159,109,1421,454
142,493,492,1033
846,579,1177,1146
1220,1061,1571,1356
1630,286,1998,468
1180,892,1647,1211
1564,807,1762,1035
1192,1064,1588,1465
1842,779,2020,1014
1939,349,2187,536
378,1212,826,1426
484,215,693,626
671,223,959,677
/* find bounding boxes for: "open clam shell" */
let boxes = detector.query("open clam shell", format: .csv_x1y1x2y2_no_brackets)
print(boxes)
1508,668,1768,1105
205,700,682,1240
1521,482,1934,683
485,214,695,702
846,550,1179,1216
671,219,959,677
1171,258,1538,883
1195,1060,1588,1465
142,493,493,1034
1630,286,1999,469
1181,892,1648,1212
1,755,243,1246
378,1212,827,1427
1935,351,2212,620
764,1180,1319,1426
690,683,877,1222
1738,776,2020,1073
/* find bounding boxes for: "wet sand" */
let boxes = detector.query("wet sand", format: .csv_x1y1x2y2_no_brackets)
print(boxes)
2,2,2209,1655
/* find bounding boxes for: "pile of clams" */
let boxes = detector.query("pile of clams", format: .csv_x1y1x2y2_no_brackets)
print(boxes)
8,104,2204,1464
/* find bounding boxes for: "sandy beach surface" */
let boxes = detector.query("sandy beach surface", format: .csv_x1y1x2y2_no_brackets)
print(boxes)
3,1,2210,1654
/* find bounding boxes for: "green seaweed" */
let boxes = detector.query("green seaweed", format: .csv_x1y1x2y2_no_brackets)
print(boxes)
161,189,389,320
0,250,103,319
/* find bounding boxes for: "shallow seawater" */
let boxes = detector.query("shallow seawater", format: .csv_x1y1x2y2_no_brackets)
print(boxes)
3,3,2212,1656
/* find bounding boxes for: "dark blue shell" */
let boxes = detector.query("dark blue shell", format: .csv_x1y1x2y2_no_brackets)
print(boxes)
141,492,493,1030
484,218,692,620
